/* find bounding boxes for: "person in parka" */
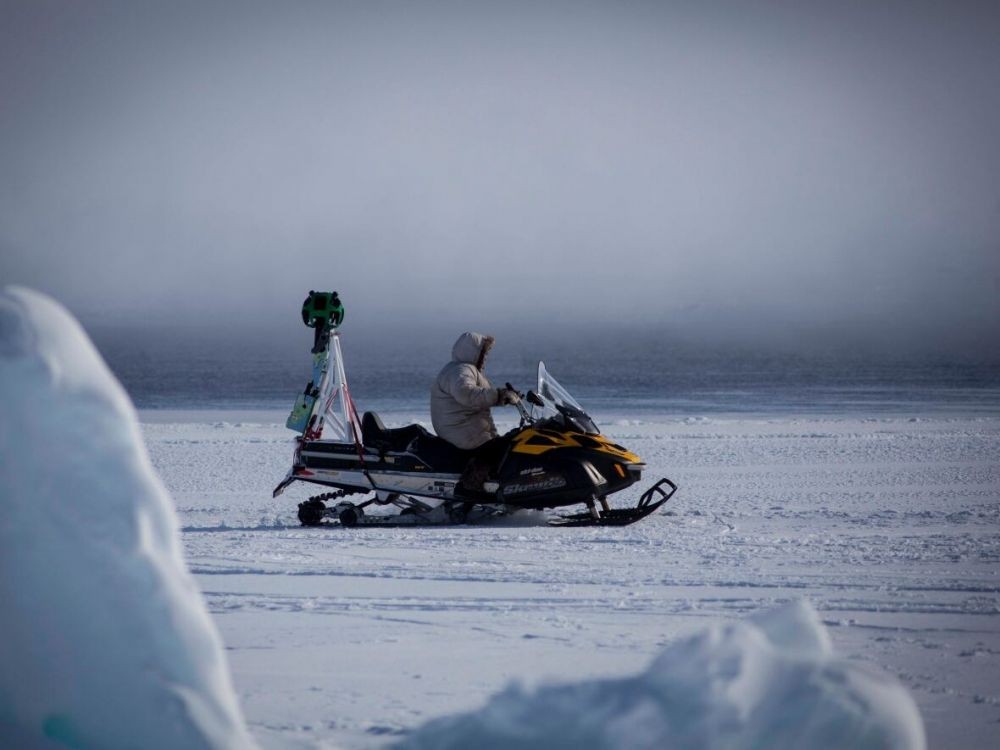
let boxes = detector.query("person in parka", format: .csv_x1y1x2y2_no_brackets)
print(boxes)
431,332,520,491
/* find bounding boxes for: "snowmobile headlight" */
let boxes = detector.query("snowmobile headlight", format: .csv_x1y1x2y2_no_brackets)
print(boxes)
626,462,645,479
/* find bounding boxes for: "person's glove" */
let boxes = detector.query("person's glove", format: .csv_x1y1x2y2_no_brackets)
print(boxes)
497,388,521,406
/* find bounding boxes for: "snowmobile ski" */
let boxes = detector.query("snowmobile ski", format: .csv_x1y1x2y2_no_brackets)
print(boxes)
547,478,677,527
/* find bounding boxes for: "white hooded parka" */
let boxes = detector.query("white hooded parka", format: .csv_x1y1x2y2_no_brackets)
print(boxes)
430,332,499,450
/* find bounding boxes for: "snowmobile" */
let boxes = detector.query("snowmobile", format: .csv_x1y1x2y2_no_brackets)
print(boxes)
273,291,677,527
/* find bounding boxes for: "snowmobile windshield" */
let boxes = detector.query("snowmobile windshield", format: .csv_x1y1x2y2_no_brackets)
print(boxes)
533,362,599,435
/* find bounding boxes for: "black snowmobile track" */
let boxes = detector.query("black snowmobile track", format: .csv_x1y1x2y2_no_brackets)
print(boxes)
302,478,678,529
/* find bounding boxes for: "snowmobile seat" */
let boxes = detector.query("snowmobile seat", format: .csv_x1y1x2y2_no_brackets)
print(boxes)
361,411,473,472
361,411,429,453
408,433,474,473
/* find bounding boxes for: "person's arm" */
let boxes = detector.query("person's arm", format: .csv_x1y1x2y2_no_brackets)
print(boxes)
448,365,499,409
496,387,520,405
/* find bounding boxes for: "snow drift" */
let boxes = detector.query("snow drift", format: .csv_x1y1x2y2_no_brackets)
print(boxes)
0,287,255,749
399,600,925,750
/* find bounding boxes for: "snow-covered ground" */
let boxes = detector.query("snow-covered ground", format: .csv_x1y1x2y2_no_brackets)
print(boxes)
143,409,1000,749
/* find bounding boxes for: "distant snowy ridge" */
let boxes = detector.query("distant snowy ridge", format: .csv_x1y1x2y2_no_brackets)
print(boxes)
0,287,255,749
398,600,925,750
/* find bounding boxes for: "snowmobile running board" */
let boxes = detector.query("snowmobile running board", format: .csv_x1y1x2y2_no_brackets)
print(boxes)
298,477,678,529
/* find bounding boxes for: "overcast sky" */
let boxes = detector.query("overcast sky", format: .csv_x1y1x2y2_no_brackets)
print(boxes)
1,0,998,355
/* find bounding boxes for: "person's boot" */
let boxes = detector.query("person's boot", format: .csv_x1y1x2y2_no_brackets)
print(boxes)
457,458,490,494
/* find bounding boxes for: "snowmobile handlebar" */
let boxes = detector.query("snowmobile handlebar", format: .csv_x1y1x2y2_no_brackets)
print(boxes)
506,382,532,425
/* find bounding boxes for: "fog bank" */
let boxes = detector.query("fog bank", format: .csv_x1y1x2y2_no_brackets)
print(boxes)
2,1,998,356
